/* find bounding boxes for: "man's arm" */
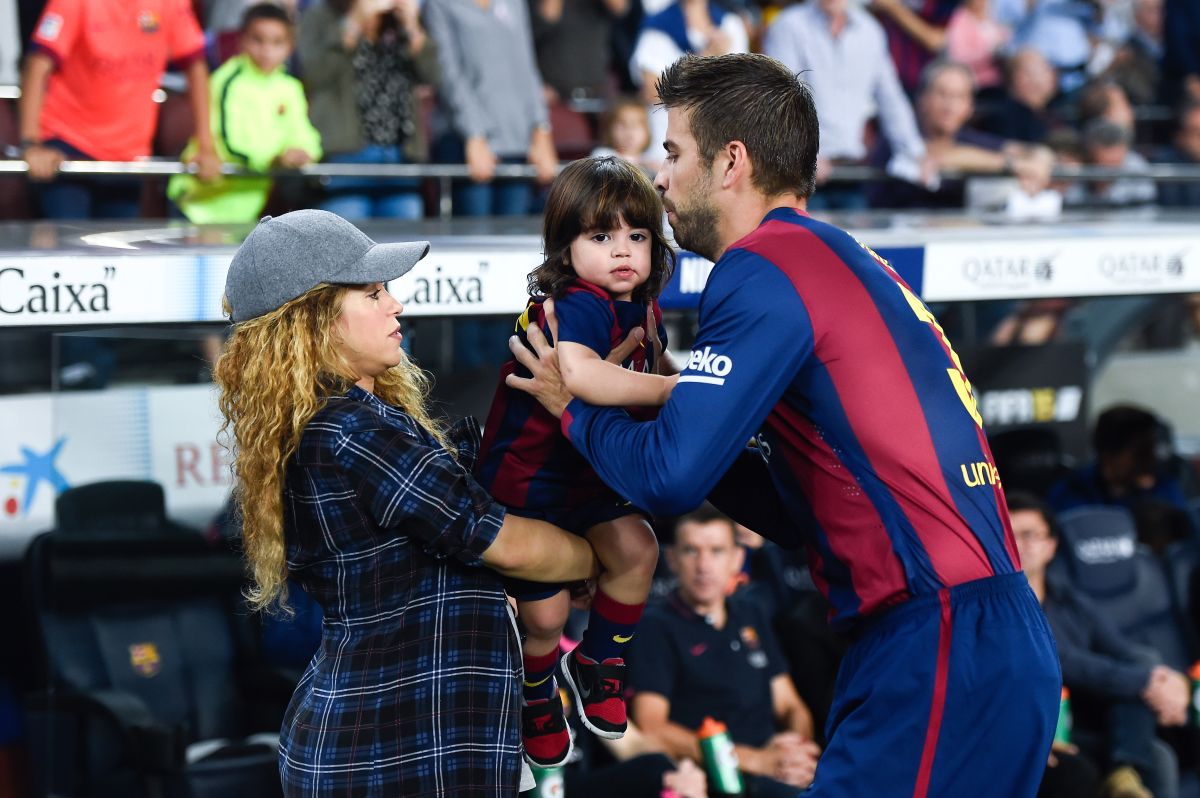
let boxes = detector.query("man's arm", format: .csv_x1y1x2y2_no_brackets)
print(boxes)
17,52,62,181
184,59,221,181
770,673,815,739
631,692,703,760
560,251,815,516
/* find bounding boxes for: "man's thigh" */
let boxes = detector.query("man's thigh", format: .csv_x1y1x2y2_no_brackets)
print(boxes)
809,575,1060,798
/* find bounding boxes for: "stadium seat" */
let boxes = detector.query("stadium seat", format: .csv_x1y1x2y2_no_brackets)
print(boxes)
1056,505,1194,670
0,97,33,219
23,481,288,798
548,101,597,162
988,426,1073,498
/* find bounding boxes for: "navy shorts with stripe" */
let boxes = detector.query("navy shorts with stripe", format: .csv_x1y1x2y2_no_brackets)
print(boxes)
809,572,1060,798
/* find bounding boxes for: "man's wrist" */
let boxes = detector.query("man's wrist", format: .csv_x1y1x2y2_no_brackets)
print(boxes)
20,137,42,153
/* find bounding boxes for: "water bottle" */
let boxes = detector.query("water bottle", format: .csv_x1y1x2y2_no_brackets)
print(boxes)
1055,687,1072,744
523,765,564,798
698,716,744,797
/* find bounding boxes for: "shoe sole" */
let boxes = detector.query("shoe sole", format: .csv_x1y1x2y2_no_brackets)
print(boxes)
522,719,575,769
559,650,625,740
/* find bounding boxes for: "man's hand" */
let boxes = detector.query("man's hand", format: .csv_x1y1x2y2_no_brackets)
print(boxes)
466,136,497,183
739,732,820,789
662,757,707,798
190,146,223,182
1142,665,1190,726
23,144,63,182
276,148,312,169
505,298,646,416
528,128,558,185
1047,740,1077,767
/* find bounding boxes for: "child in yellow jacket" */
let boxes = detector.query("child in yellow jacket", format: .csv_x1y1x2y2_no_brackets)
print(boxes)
168,4,321,223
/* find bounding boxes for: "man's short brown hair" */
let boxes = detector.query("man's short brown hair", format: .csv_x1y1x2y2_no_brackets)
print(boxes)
656,53,819,199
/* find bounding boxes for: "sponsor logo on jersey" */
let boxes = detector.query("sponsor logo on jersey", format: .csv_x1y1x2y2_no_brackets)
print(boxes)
679,346,733,386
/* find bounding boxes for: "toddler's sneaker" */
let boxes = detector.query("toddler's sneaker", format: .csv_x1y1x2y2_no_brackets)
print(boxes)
521,692,573,767
560,649,627,739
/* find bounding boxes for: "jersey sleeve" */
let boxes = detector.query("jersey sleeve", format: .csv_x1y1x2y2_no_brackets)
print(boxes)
549,289,616,357
167,0,206,63
562,249,816,516
30,0,83,64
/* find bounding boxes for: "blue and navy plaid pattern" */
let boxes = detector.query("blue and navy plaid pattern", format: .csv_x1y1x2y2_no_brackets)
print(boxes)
278,386,522,796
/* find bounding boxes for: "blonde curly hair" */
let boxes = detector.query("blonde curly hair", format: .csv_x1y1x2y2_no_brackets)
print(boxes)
213,283,446,614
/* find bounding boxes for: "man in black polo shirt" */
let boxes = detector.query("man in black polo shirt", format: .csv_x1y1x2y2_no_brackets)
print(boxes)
627,506,821,796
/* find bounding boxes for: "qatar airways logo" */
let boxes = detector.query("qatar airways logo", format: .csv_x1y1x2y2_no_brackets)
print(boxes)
678,346,732,386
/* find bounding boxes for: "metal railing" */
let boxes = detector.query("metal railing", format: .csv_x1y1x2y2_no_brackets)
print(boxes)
2,158,1199,218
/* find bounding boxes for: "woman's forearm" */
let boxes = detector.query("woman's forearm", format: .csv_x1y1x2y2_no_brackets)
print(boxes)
483,515,598,582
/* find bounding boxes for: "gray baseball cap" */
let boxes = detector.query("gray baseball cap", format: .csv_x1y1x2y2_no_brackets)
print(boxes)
224,210,430,322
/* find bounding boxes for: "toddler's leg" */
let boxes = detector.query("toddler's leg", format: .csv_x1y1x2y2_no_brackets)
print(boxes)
519,589,570,703
562,515,658,739
516,588,573,767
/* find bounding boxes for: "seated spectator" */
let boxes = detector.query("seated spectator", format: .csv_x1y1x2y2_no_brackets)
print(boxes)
763,0,930,209
1064,118,1157,206
627,507,821,798
984,48,1065,144
993,0,1100,94
299,0,438,220
1077,78,1136,133
871,59,1054,208
867,0,958,96
590,95,658,170
168,4,322,224
1101,0,1163,105
425,0,558,216
531,0,628,102
1162,0,1200,105
629,0,748,165
1156,100,1200,207
945,0,1012,93
1047,404,1191,516
1011,492,1186,798
19,0,221,219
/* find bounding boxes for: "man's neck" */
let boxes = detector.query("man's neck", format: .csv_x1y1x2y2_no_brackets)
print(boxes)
713,194,806,260
680,592,728,629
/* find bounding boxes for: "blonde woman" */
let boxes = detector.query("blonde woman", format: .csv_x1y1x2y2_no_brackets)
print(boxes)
214,209,603,796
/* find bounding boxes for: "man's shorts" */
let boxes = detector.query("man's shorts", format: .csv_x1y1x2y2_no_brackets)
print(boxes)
503,497,649,602
808,571,1061,798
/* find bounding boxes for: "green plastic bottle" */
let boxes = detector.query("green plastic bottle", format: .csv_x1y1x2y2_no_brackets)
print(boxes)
698,717,744,796
1054,687,1072,744
524,765,564,798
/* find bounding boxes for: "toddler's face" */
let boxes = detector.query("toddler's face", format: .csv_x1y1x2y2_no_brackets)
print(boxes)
611,108,650,156
243,18,293,75
568,215,653,302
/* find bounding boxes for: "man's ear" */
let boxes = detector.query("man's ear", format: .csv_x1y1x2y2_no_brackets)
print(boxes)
721,140,750,190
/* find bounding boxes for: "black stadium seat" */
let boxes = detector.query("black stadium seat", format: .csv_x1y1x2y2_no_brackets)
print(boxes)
1055,505,1195,671
23,481,287,798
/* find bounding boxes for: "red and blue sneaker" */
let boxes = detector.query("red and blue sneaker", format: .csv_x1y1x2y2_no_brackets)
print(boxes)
521,692,573,767
560,650,627,739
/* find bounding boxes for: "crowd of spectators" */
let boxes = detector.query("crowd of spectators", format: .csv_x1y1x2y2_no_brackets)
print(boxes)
4,0,1200,221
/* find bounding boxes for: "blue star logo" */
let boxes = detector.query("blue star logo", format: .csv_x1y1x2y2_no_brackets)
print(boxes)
1,437,70,516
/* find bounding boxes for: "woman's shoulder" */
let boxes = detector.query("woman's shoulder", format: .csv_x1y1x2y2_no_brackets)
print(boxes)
306,391,419,441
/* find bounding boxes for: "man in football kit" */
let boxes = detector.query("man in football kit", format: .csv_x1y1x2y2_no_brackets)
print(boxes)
510,53,1060,797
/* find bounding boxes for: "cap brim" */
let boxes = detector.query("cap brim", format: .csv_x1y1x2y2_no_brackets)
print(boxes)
340,240,431,285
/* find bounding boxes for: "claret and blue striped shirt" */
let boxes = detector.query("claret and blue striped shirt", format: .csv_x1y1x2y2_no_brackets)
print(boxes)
563,208,1019,632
